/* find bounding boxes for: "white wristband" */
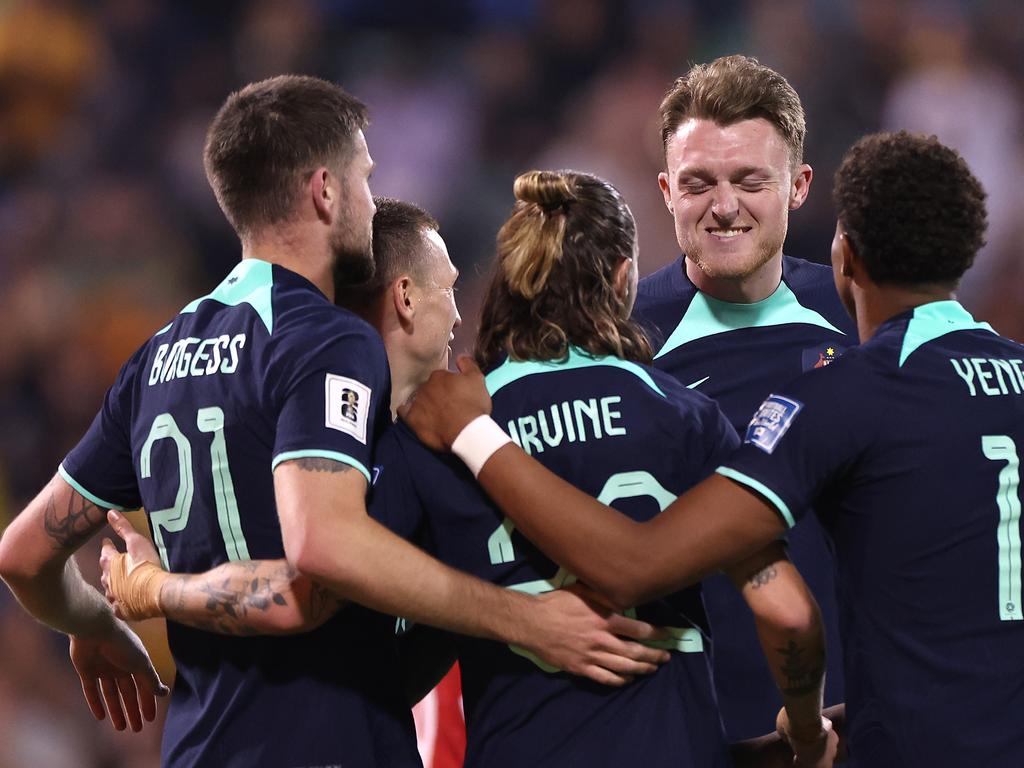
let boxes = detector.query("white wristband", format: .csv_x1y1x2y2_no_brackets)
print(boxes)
451,415,512,478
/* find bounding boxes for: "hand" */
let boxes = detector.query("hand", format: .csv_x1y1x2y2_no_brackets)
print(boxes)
776,708,839,768
100,510,164,620
521,582,670,686
399,355,492,450
69,617,169,732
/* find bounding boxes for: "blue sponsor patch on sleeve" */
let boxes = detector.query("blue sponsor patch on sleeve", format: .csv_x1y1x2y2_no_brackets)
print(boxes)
744,394,803,454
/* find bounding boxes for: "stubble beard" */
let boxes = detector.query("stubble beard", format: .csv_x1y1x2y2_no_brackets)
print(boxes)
330,220,375,287
682,231,783,282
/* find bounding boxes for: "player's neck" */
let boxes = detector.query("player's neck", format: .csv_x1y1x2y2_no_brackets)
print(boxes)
242,228,335,302
685,255,783,303
855,283,957,343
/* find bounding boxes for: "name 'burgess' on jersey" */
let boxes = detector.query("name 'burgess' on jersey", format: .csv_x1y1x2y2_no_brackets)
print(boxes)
148,333,247,385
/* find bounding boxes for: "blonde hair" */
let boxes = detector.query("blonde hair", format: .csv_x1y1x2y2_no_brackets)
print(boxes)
476,170,652,368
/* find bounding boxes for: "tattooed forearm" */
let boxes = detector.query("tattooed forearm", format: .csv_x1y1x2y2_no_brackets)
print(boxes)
159,560,339,636
291,458,356,474
747,563,778,589
776,639,825,697
43,492,106,549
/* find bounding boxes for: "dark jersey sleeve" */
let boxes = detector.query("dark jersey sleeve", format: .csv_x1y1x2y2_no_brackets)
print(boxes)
716,358,867,528
367,427,427,543
269,316,390,482
60,351,144,511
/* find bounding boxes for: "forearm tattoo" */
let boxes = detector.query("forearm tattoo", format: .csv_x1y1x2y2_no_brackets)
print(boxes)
776,639,825,697
43,491,106,550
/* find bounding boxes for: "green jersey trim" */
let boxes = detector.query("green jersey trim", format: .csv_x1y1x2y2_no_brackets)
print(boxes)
655,280,845,359
174,259,276,334
58,464,129,511
485,347,666,397
715,466,795,528
271,450,371,482
898,300,996,367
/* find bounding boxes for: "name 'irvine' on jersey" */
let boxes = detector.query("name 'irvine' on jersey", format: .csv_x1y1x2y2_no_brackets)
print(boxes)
371,349,739,768
633,254,853,740
720,301,1024,764
59,260,420,768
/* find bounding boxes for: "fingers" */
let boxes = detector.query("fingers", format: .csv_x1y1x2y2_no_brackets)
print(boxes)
605,612,670,643
455,354,481,376
107,509,134,542
99,676,127,731
115,675,144,732
576,664,631,687
78,672,107,722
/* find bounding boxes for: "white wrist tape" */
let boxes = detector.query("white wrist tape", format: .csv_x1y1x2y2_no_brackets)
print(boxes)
451,415,512,478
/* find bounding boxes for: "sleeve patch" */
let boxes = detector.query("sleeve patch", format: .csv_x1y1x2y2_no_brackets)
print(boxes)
325,374,371,444
744,394,803,454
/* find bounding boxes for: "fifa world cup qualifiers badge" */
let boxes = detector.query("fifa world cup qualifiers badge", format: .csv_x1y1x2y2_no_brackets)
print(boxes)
744,395,803,454
324,373,371,444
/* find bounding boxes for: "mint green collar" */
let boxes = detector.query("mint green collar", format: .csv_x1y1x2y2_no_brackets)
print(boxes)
158,259,276,336
898,300,995,367
485,348,666,398
655,280,845,359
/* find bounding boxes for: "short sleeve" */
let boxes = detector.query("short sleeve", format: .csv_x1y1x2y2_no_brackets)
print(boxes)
270,317,391,482
60,354,143,511
663,376,742,488
367,427,427,544
717,360,868,529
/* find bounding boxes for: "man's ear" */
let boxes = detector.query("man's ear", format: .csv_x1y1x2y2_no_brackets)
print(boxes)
310,166,335,223
658,171,673,213
788,163,813,211
391,276,415,324
612,257,632,302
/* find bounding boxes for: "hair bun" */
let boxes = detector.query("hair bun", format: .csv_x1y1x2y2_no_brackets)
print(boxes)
514,170,577,213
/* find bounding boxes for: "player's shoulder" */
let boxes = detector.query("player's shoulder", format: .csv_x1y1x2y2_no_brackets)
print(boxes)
636,256,693,309
781,255,856,337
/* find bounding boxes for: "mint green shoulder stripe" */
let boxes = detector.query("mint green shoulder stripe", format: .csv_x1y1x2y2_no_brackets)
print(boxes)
180,259,275,333
58,464,129,511
271,450,371,482
899,300,996,367
485,348,666,397
656,281,844,359
715,466,795,528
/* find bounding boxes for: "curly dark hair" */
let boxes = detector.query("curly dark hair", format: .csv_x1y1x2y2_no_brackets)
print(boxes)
475,170,652,369
833,131,987,287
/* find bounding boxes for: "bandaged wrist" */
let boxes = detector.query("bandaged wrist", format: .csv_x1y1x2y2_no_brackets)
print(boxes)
109,558,169,621
451,415,512,477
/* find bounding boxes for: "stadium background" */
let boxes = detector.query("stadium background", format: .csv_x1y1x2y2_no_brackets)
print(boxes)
0,0,1022,765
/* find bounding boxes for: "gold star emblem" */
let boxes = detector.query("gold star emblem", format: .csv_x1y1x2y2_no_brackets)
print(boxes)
826,347,835,356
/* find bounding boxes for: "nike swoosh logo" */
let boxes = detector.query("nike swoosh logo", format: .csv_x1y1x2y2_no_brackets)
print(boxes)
687,375,711,389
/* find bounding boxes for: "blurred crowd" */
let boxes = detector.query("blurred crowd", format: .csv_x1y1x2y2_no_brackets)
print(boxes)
1,0,1022,764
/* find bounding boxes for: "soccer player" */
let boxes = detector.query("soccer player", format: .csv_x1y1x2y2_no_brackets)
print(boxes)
0,76,666,767
632,54,851,740
402,131,1023,765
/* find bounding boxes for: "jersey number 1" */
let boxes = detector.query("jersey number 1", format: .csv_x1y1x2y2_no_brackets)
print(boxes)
140,407,250,568
983,435,1022,621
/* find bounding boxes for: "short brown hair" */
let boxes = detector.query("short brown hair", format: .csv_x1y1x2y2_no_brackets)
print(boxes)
204,75,368,238
659,55,805,165
334,197,439,315
475,170,652,369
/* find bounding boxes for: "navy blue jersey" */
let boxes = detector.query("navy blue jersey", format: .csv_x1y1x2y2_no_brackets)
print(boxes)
634,255,853,740
721,300,1024,764
61,260,419,767
372,349,738,768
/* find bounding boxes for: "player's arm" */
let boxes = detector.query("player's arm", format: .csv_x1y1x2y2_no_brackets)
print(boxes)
274,457,670,686
400,358,786,610
726,542,837,766
0,473,167,731
101,510,343,635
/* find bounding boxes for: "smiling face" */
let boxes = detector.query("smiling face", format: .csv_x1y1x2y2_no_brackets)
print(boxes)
658,117,811,298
